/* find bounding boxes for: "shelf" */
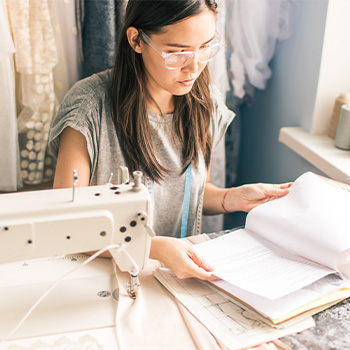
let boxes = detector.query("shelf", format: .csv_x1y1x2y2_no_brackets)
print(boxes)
279,127,350,184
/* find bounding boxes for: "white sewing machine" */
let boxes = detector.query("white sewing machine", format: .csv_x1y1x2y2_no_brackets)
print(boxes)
0,168,154,298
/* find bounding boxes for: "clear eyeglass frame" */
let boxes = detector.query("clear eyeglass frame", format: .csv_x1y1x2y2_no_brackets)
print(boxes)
138,29,224,70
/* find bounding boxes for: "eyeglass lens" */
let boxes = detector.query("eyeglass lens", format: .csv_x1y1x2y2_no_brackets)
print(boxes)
165,43,222,69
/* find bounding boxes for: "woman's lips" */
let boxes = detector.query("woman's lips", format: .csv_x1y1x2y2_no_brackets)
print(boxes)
179,78,194,86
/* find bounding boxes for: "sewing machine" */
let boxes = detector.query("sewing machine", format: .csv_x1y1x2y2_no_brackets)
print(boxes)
0,168,155,298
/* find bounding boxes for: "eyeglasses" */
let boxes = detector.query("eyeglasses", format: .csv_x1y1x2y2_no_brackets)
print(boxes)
138,29,224,70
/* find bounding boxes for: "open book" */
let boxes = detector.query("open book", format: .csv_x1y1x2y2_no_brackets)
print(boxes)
194,172,350,326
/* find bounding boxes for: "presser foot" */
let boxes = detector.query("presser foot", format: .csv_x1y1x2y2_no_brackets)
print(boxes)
126,275,140,299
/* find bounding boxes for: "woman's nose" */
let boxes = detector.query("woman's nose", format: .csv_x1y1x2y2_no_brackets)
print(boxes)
182,54,201,74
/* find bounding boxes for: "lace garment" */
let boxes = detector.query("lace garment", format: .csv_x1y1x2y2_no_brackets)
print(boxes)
7,0,59,185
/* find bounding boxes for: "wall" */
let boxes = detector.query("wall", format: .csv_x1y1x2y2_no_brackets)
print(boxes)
224,0,329,229
312,0,350,134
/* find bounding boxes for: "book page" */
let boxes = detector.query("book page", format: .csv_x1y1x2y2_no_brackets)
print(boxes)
194,229,335,299
210,274,350,322
246,172,350,277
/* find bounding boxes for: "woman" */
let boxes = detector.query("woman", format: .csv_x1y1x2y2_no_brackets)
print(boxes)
49,0,290,280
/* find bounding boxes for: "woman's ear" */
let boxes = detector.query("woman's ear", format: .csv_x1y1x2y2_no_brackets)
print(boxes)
126,26,142,53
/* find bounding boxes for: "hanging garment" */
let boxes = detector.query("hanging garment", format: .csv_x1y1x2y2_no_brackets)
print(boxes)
0,0,21,191
209,0,229,97
48,0,82,103
226,0,300,99
81,0,122,78
7,0,59,185
75,0,84,68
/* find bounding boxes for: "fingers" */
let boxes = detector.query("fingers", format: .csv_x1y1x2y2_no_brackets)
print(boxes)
152,236,216,281
173,260,213,280
276,184,292,197
191,250,214,272
279,182,293,189
186,251,216,281
174,248,216,281
185,264,215,281
265,183,291,198
275,186,291,197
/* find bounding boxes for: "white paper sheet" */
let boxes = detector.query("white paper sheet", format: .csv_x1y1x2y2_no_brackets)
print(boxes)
195,229,335,299
195,172,350,299
246,172,350,276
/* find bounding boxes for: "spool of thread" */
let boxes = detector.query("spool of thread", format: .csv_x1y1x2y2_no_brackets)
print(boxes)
328,92,350,139
334,104,350,150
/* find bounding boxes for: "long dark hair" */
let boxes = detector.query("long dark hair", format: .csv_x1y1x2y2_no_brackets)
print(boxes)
110,0,218,183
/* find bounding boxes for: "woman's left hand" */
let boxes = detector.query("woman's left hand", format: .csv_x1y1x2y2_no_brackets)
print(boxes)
225,182,292,213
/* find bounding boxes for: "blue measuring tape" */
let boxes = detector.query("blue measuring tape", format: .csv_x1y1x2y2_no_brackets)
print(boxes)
180,164,192,238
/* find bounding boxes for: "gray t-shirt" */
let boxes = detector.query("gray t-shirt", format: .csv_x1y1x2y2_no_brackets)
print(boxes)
49,69,234,238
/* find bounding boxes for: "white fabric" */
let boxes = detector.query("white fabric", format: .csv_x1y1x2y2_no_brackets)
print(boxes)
209,0,229,97
47,1,70,105
115,260,220,350
114,235,292,350
7,0,59,185
226,0,299,98
0,0,21,191
48,0,82,102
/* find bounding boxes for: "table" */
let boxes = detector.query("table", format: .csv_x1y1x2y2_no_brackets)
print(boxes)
282,299,350,350
2,231,349,350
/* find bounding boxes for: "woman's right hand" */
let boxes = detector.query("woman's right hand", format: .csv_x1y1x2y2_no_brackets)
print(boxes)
149,236,215,280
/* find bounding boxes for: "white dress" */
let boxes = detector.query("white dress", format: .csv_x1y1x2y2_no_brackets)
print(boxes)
0,0,21,191
7,0,59,185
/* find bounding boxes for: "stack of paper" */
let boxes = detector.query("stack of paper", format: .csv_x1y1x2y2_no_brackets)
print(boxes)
194,172,350,326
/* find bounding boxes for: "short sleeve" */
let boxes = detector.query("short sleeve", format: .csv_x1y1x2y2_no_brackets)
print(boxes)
48,75,103,174
210,84,235,149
